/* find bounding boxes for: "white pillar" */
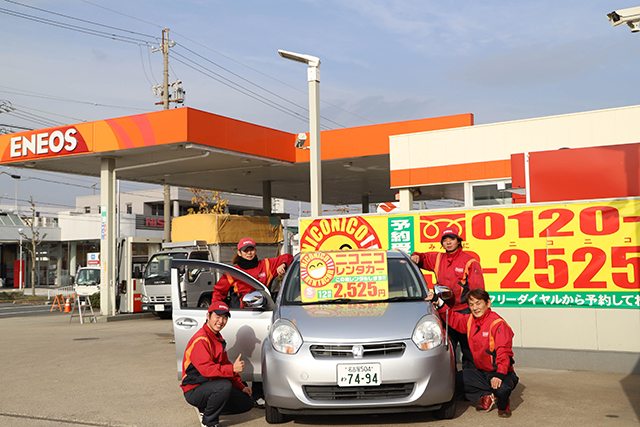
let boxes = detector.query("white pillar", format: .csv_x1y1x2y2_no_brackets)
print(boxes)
398,188,413,211
308,67,322,217
164,184,171,242
100,158,116,316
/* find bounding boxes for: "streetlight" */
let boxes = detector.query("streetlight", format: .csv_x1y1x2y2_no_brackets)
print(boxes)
18,228,23,291
606,6,640,32
0,171,20,212
278,49,323,217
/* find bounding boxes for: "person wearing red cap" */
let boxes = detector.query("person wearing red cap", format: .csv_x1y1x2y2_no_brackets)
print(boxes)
211,237,293,407
211,237,293,308
181,301,254,427
411,228,485,369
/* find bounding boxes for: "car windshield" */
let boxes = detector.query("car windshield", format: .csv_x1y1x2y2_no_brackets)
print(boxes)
76,269,100,285
143,252,188,280
281,253,427,305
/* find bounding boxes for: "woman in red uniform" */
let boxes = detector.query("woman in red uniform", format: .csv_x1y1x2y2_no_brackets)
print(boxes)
212,237,293,307
433,288,518,418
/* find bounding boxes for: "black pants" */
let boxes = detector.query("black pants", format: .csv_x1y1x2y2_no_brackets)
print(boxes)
457,369,519,410
184,380,254,427
447,325,475,370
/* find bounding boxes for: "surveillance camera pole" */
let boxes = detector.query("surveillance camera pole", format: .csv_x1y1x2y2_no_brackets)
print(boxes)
279,50,323,217
308,65,322,217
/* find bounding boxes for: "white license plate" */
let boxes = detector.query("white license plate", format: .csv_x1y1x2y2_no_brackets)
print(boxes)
154,304,164,311
337,363,381,387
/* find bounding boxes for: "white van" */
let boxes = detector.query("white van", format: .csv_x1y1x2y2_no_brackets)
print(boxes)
73,266,101,296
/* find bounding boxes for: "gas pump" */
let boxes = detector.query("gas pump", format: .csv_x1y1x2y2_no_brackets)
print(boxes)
117,237,162,313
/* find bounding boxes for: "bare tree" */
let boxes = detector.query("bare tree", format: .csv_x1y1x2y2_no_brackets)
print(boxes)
18,197,47,297
187,188,228,214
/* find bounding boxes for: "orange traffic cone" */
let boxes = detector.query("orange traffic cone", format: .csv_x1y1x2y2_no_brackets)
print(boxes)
64,297,71,313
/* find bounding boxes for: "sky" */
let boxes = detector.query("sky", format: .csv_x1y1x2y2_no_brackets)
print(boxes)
1,0,639,212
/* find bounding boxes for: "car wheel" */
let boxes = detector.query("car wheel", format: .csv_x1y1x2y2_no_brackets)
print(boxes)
432,394,457,420
156,311,172,320
198,297,210,309
265,402,286,424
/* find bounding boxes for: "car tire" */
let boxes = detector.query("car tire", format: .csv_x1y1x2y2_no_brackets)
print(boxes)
432,394,457,419
265,402,286,424
156,311,172,320
198,297,210,308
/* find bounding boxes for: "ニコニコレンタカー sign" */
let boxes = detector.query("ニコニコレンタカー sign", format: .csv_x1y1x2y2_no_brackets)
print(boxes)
299,199,640,309
300,250,389,303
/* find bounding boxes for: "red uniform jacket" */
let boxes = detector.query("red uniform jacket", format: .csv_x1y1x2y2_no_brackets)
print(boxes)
412,248,484,312
439,306,515,379
212,254,294,304
180,324,244,393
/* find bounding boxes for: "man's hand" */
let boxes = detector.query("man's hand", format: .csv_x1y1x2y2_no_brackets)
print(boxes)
242,386,252,396
276,263,287,276
426,290,435,301
491,377,502,389
233,354,245,373
410,254,420,264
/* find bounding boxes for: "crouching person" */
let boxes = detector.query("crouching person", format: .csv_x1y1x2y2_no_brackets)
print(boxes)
435,288,518,417
181,301,254,427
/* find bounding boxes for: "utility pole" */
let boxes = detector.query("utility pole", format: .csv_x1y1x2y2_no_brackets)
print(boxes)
152,29,178,243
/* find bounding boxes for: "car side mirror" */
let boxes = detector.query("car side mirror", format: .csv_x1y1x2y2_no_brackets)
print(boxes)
433,285,453,300
70,276,75,285
242,291,265,308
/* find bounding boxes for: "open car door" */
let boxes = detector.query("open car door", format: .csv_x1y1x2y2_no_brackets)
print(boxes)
171,259,275,382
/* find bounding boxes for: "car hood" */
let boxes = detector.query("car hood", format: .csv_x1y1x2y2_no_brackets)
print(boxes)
277,301,436,343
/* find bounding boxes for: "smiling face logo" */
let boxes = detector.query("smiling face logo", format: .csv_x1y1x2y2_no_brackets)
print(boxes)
300,252,335,288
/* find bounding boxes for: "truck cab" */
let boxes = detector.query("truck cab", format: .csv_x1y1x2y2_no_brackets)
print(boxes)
141,241,213,319
74,266,101,296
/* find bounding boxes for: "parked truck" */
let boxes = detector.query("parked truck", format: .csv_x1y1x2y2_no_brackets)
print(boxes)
141,214,284,319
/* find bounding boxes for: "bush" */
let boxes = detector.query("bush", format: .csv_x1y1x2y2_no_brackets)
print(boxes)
89,292,100,309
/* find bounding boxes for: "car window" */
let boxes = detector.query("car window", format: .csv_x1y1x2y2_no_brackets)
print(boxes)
281,254,426,305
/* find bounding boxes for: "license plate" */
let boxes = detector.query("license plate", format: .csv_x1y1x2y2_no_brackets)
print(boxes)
337,363,381,387
154,304,164,311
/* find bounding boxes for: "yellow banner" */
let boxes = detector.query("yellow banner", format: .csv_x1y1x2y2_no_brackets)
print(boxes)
300,199,640,309
300,250,389,303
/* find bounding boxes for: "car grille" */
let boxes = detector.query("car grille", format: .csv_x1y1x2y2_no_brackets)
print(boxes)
304,383,414,401
310,342,406,359
149,296,171,303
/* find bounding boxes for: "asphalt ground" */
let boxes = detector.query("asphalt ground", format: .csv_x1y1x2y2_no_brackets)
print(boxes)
0,311,639,427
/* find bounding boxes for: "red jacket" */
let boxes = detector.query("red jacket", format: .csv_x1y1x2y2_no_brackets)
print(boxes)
180,324,244,393
439,307,515,379
412,248,484,312
212,254,293,304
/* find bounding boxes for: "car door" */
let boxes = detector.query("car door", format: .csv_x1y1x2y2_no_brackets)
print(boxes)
171,259,274,382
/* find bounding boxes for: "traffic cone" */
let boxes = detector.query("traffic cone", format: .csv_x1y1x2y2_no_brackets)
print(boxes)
64,297,71,313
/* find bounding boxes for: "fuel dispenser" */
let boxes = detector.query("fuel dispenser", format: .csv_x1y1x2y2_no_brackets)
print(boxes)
117,237,162,313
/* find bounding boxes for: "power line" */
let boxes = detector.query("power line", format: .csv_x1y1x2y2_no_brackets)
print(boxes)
0,86,149,112
0,7,150,45
4,0,156,39
175,44,347,129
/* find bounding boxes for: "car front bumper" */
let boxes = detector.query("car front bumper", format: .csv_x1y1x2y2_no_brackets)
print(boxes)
262,339,455,413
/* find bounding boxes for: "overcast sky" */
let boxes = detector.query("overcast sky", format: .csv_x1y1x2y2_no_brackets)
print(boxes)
1,0,639,211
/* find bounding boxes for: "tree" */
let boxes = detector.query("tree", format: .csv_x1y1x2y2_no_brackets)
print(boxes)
18,197,47,296
187,188,228,214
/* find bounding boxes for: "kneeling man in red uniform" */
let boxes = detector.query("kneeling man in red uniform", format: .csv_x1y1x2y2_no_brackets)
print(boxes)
435,288,518,417
181,301,254,427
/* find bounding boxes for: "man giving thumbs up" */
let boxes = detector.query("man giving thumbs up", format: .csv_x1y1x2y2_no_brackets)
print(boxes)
181,301,254,427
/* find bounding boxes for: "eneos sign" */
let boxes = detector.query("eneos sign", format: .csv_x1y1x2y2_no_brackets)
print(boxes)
4,126,90,161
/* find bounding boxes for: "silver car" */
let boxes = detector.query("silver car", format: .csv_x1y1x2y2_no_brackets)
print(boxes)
171,250,456,424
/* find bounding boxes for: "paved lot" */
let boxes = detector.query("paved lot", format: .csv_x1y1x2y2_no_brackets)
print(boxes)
0,312,638,427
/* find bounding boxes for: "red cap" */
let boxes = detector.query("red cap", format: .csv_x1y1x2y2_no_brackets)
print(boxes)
237,237,256,251
208,301,231,317
441,228,462,242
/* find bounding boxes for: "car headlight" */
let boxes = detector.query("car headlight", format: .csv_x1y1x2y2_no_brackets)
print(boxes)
270,319,303,354
142,295,149,304
412,315,443,350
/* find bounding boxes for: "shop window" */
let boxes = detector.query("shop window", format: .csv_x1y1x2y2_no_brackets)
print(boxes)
472,182,513,206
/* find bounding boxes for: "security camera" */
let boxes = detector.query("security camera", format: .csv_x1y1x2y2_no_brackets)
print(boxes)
294,133,308,149
607,6,640,33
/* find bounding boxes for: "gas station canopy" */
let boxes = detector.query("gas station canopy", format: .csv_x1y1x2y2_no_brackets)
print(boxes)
0,107,473,205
